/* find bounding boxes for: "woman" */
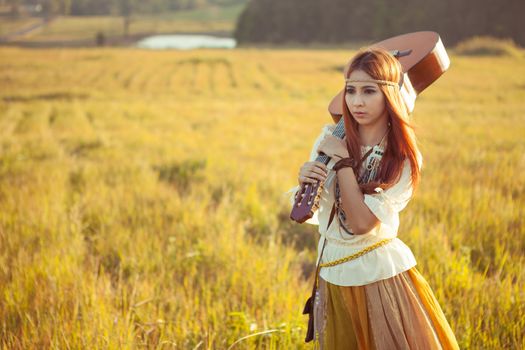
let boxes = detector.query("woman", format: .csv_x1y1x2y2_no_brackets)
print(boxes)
288,48,460,349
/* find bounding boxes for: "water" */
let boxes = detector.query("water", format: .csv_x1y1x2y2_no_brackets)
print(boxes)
136,34,236,50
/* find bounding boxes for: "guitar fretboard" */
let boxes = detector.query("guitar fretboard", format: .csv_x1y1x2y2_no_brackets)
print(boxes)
315,118,346,165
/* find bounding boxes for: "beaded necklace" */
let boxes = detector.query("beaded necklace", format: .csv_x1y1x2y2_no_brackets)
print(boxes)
333,128,389,237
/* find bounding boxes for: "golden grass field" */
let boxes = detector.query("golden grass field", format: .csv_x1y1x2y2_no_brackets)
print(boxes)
0,46,524,349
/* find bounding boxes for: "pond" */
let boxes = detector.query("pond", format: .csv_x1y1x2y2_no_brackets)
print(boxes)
135,34,237,50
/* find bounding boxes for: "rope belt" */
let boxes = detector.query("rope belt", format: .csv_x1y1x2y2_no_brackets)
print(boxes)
319,238,394,268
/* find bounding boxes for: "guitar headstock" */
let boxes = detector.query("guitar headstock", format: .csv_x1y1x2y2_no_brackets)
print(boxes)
290,180,325,223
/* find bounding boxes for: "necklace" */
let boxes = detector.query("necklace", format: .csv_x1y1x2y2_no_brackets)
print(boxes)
334,127,390,236
358,128,389,184
359,126,390,149
359,126,390,148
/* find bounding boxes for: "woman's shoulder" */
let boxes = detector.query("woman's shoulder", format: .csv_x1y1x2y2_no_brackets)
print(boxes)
312,123,334,141
308,123,336,161
320,123,336,136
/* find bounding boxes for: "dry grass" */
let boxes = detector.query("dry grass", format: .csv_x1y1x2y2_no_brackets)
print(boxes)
454,36,524,58
0,46,524,349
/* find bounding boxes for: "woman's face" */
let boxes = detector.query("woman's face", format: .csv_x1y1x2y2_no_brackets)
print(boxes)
344,69,389,128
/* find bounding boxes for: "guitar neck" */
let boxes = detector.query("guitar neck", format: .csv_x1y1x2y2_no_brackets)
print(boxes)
316,118,346,165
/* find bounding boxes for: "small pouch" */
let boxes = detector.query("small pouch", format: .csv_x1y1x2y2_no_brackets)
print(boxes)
302,296,315,342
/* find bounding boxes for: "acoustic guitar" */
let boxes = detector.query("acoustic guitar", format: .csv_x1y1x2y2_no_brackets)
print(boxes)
290,31,450,224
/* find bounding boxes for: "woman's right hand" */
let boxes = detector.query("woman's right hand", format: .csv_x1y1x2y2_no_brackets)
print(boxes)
298,161,328,186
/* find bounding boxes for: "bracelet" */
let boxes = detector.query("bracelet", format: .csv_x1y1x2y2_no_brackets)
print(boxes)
333,157,356,172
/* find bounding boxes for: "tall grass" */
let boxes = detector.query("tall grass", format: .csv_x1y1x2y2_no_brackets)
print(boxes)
0,46,524,349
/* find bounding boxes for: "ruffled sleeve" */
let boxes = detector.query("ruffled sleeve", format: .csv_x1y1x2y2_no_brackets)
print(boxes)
363,152,423,233
307,123,335,162
284,123,335,226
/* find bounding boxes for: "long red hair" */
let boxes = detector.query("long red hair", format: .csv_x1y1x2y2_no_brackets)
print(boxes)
341,47,421,194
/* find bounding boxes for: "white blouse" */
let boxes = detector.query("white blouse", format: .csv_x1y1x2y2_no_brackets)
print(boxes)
285,123,423,286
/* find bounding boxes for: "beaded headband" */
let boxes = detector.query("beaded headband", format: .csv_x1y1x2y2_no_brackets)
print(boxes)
345,78,399,87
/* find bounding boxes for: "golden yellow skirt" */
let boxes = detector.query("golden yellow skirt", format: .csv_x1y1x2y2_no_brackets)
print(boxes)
313,267,460,350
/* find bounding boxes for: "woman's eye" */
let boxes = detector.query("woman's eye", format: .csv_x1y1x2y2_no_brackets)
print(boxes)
345,88,375,94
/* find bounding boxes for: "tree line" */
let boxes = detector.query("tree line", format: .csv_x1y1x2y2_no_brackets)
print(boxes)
4,0,246,16
234,0,524,47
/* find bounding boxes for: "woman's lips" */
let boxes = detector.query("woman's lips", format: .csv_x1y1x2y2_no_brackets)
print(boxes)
354,112,366,116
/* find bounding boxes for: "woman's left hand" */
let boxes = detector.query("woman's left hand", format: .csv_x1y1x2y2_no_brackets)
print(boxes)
317,135,350,160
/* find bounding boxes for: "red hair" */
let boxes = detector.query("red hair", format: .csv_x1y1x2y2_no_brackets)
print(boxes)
341,47,421,194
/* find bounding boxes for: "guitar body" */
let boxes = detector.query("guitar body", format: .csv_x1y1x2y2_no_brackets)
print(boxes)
290,31,450,224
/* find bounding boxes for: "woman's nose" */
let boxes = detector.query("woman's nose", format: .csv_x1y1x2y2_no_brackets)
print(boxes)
352,93,365,106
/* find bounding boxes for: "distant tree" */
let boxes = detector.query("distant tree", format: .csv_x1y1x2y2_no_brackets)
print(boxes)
118,0,140,37
7,0,21,17
22,0,249,16
42,0,71,15
235,0,524,47
70,0,113,15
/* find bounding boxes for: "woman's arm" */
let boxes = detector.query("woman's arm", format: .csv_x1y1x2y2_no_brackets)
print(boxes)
336,168,380,235
316,134,380,234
